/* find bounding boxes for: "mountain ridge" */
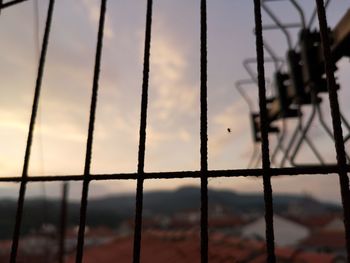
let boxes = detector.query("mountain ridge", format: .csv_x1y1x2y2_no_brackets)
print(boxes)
0,186,340,240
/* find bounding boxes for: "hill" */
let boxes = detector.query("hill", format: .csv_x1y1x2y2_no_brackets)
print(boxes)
0,187,340,239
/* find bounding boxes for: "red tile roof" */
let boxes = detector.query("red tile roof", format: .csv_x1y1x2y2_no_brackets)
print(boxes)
301,230,345,249
248,248,343,263
275,247,298,259
64,231,343,263
65,232,263,263
293,251,341,263
248,247,297,263
248,254,267,263
209,217,245,228
289,215,339,229
66,234,199,263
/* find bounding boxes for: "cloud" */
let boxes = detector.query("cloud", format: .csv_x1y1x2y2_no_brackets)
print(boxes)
81,0,114,40
147,126,191,147
150,30,199,122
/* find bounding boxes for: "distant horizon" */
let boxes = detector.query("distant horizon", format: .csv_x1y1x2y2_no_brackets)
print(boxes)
0,1,349,209
0,183,342,206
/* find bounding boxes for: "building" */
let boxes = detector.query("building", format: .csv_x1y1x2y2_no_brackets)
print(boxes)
64,231,344,263
241,215,310,247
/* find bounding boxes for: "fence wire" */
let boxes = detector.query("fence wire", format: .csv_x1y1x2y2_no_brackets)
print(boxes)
0,0,349,263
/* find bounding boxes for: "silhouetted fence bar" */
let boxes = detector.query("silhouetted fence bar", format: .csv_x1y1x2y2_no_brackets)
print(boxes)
316,0,350,259
58,182,68,263
253,0,276,262
0,165,349,183
9,1,55,262
75,1,107,262
200,0,209,262
1,0,350,263
133,0,153,262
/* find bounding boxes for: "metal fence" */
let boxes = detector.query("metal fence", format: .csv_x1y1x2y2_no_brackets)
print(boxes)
0,0,349,263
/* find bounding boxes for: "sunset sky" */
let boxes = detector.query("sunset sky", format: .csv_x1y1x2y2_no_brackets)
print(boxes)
0,0,349,203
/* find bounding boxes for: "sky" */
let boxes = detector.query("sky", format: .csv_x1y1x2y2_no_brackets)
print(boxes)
0,0,350,203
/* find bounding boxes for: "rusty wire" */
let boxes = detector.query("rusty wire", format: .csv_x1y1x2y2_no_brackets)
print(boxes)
200,0,208,262
0,0,350,263
9,1,55,262
0,165,349,182
75,0,107,262
133,0,153,262
315,0,350,259
253,0,276,261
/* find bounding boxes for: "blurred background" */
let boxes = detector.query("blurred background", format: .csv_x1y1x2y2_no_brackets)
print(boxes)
0,0,349,262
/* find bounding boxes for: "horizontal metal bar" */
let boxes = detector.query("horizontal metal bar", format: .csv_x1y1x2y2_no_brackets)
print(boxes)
1,0,29,9
0,165,348,182
261,23,301,31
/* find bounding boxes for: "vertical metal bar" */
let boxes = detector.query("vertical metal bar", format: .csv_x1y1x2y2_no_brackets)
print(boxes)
308,0,331,28
315,0,350,259
9,1,55,262
132,1,153,262
253,0,276,262
75,1,106,262
58,182,68,263
200,0,208,262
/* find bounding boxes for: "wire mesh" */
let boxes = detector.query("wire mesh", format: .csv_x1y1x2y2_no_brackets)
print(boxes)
0,0,349,262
